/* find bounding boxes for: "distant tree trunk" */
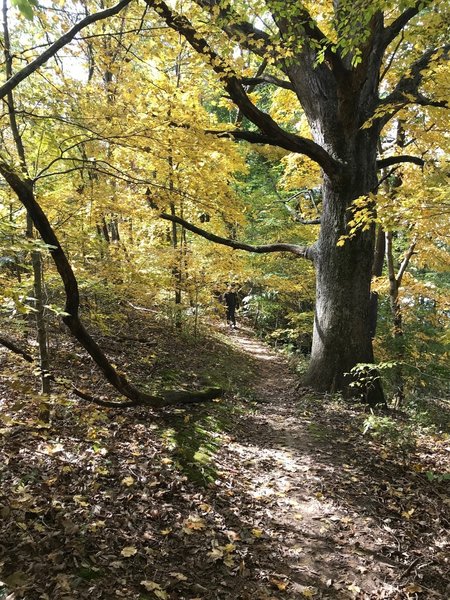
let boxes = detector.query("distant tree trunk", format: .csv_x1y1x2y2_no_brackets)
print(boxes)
386,232,416,407
170,199,182,320
101,216,110,243
169,52,185,329
110,217,120,242
9,202,22,282
27,215,51,420
369,225,386,337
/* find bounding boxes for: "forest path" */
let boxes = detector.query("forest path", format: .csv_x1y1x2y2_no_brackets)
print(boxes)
209,326,445,599
0,321,447,600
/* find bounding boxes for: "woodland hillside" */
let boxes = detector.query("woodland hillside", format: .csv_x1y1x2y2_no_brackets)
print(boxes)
1,314,449,599
0,1,449,598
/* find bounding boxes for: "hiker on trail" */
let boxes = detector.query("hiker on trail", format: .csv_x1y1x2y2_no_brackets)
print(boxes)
224,285,239,328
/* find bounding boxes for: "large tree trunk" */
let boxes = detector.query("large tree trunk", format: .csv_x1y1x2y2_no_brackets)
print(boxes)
304,136,385,405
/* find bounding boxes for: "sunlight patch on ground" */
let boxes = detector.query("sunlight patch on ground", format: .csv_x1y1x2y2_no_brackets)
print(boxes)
234,338,279,362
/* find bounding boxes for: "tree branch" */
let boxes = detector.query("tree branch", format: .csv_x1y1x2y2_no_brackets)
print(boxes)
209,128,335,163
414,92,449,108
0,335,33,362
193,0,273,58
378,45,450,125
397,240,417,286
283,202,321,225
0,0,133,100
0,333,221,409
159,212,316,261
382,1,431,51
145,0,340,179
377,155,424,169
240,75,294,90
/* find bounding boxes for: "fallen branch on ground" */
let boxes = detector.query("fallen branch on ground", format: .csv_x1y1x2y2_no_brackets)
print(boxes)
0,335,222,409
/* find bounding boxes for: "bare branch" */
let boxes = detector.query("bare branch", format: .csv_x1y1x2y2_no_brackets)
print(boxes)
414,92,449,109
0,335,33,362
70,384,222,409
283,202,321,225
377,155,424,169
376,166,400,189
0,332,221,409
159,211,316,261
397,240,417,286
209,128,334,163
0,0,133,99
380,32,404,83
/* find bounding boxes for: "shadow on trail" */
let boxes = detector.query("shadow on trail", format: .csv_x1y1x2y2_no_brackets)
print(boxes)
1,324,448,599
223,391,449,598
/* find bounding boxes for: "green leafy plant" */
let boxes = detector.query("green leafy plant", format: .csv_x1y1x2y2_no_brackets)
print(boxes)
349,362,397,403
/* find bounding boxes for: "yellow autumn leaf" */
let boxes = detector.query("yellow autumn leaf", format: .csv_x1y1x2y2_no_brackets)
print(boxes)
73,495,89,507
223,554,235,568
95,466,109,475
301,586,318,597
120,546,137,557
347,583,361,595
121,476,135,486
88,520,105,531
251,528,263,538
43,442,65,454
182,516,206,534
169,572,188,581
404,583,423,593
209,547,224,560
140,580,167,598
141,581,159,590
271,578,287,590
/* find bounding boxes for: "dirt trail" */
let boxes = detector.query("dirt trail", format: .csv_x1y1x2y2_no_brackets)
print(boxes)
1,323,448,600
213,327,448,599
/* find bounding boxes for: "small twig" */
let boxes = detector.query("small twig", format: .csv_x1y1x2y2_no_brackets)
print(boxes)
398,556,421,579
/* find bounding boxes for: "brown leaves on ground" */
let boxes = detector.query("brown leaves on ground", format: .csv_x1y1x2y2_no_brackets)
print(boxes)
0,319,449,599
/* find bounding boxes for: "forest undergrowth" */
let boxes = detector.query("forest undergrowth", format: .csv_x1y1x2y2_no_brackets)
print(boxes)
0,311,449,600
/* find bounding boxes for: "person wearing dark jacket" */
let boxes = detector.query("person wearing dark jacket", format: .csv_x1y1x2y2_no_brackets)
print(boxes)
224,286,239,328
